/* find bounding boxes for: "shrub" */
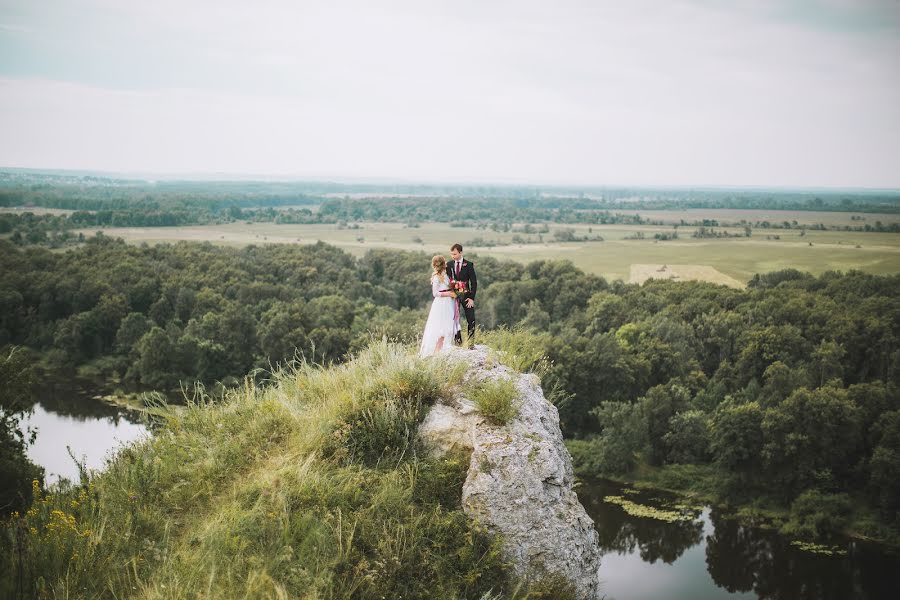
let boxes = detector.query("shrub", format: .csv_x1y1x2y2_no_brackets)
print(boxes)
325,393,425,465
315,341,449,465
468,377,521,424
412,452,470,509
780,490,852,539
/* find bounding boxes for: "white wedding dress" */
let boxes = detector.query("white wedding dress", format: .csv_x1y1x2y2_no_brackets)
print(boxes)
419,273,460,358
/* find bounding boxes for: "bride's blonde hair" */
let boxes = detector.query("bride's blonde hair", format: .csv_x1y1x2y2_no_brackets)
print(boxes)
431,255,448,283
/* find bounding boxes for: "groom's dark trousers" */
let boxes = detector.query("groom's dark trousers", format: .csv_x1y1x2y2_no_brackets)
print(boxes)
449,259,477,345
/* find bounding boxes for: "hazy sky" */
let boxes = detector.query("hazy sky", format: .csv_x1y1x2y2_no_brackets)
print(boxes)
1,0,898,187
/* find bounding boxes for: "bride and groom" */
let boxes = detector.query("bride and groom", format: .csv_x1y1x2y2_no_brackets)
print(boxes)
419,243,478,357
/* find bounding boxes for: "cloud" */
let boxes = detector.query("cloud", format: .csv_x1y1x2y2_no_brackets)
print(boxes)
0,0,898,186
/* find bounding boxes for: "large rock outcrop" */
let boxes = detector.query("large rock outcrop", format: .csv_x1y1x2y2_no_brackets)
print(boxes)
418,345,602,599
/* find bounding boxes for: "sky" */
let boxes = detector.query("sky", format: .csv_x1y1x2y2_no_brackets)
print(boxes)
0,0,898,188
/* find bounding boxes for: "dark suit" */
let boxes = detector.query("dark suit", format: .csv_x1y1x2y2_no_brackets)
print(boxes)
448,258,477,344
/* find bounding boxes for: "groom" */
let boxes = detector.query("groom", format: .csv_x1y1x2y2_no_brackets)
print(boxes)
448,243,477,346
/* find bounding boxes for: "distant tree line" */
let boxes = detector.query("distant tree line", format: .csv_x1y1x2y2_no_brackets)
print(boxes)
4,170,899,211
1,172,898,236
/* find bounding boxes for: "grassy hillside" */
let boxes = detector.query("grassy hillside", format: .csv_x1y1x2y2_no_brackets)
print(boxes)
2,341,569,599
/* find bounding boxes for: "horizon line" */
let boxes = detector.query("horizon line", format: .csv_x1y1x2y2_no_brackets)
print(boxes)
1,165,899,194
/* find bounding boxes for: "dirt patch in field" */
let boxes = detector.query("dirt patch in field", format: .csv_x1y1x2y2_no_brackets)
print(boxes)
629,264,746,289
0,206,81,215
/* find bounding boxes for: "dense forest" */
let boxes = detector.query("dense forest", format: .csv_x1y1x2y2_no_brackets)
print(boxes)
528,269,900,539
2,171,899,247
2,234,899,542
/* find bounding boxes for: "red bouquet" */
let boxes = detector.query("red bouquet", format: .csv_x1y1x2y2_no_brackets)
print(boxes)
451,280,468,298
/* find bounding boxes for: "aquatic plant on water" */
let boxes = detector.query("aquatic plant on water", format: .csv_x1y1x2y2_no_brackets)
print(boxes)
603,495,698,523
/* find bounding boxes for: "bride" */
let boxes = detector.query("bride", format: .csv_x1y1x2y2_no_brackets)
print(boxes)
419,255,460,358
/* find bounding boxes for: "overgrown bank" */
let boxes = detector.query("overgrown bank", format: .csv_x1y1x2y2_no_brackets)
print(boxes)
567,443,900,547
2,341,576,599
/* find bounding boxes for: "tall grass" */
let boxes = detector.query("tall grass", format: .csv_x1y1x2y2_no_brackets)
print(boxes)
478,326,552,378
468,378,522,425
477,326,572,409
1,339,575,599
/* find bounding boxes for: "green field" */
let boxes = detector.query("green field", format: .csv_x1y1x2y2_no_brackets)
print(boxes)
68,218,900,285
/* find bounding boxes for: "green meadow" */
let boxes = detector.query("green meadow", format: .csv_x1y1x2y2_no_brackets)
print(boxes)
70,217,900,285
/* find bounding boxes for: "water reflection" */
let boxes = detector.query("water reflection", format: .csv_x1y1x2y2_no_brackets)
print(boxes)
578,478,900,600
34,381,147,424
585,489,704,565
20,382,149,485
705,510,900,600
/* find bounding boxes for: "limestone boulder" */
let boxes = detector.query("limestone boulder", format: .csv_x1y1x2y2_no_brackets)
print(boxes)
418,345,602,599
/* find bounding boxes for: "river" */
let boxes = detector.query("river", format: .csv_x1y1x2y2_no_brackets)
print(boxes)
17,389,900,599
579,478,900,600
19,382,149,485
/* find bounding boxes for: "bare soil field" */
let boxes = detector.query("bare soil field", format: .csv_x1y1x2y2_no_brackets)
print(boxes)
0,206,81,215
629,264,746,288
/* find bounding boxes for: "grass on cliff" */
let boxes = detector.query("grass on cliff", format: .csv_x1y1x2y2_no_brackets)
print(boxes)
2,339,578,600
478,327,552,378
467,378,522,425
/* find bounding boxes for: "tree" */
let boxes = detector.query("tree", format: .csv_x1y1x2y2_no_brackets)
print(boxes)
307,327,352,364
587,401,648,474
134,326,193,389
810,340,845,387
761,385,862,496
710,400,764,478
521,299,550,332
0,347,43,514
585,292,628,335
258,301,309,365
90,292,129,353
115,312,152,354
735,324,809,384
758,361,803,408
664,410,711,464
869,410,900,509
641,383,691,465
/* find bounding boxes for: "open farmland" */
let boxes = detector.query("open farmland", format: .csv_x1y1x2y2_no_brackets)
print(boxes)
67,218,900,285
